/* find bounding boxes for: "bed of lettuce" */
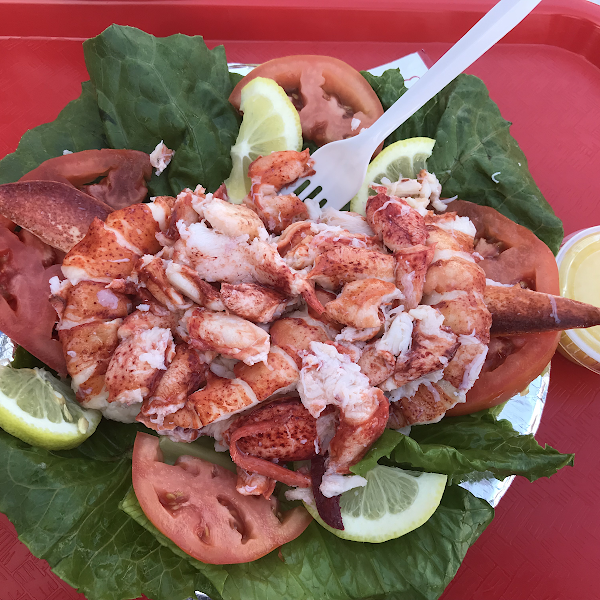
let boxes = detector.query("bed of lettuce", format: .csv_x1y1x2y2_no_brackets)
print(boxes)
0,25,572,600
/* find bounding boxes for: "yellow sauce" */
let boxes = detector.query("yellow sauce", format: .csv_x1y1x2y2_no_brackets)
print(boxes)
557,228,600,373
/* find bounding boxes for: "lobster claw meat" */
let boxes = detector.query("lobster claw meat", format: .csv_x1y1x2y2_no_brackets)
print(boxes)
224,397,317,488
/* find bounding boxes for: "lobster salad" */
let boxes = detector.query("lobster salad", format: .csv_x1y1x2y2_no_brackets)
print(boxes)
0,24,589,600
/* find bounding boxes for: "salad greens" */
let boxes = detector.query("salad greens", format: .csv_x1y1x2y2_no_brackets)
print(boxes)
0,422,221,600
362,70,564,254
0,24,572,600
0,401,571,600
83,27,242,197
352,413,574,484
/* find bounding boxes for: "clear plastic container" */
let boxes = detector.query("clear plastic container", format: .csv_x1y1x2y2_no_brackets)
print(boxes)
555,226,600,374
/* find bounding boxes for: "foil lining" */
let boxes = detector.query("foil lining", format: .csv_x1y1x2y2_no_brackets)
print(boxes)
0,333,15,366
227,63,259,76
459,367,550,507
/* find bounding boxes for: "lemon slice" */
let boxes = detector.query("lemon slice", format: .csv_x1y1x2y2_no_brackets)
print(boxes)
350,137,436,215
304,465,447,543
225,77,302,203
0,366,101,450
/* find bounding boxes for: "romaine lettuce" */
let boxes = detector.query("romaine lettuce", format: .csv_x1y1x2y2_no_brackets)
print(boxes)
0,406,572,600
352,411,574,484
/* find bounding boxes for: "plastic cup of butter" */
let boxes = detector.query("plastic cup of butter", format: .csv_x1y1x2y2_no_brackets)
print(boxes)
555,226,600,374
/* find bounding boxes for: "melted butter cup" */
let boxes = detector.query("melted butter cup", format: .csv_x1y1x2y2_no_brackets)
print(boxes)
556,226,600,374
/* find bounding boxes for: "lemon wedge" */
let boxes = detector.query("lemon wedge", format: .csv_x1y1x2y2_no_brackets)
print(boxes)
0,366,101,450
225,77,302,203
350,137,436,215
304,465,447,543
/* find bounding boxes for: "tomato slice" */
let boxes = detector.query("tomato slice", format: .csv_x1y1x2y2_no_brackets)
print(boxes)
132,433,312,565
229,55,384,147
446,200,561,415
0,225,66,375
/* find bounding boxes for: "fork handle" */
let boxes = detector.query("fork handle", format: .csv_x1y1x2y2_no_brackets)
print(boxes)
363,0,542,154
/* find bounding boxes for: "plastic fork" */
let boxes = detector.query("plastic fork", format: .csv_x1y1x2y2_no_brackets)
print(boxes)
291,0,542,210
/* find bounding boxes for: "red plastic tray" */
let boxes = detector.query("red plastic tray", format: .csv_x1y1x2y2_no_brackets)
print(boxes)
2,1,600,599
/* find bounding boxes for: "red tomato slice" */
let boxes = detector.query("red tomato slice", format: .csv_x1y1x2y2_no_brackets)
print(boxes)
229,55,384,147
446,201,560,415
0,225,66,375
132,432,312,565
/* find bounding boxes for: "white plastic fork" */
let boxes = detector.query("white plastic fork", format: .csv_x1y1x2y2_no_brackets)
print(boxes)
291,0,542,210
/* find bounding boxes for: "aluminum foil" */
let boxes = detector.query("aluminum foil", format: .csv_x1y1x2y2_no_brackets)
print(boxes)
227,63,259,76
0,334,15,366
459,367,550,507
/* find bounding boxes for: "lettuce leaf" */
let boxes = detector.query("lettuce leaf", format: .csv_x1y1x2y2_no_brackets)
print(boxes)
0,26,241,198
351,411,574,484
83,25,241,197
120,485,493,600
0,403,572,600
0,421,223,600
362,70,564,254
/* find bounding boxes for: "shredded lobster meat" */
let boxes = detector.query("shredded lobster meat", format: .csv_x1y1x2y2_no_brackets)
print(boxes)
52,149,497,497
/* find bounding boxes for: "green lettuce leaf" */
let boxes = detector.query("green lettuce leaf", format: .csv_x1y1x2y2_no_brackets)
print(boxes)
362,70,564,253
121,484,492,600
362,68,408,111
0,416,493,600
83,25,241,197
0,422,222,600
352,410,574,484
0,81,107,185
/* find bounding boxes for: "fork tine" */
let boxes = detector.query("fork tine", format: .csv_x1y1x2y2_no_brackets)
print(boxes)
281,177,319,201
279,176,309,198
299,185,328,208
291,177,311,198
298,183,323,202
279,153,332,208
296,174,326,201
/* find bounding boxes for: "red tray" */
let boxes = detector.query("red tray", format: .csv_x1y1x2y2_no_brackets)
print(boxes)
2,1,600,599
